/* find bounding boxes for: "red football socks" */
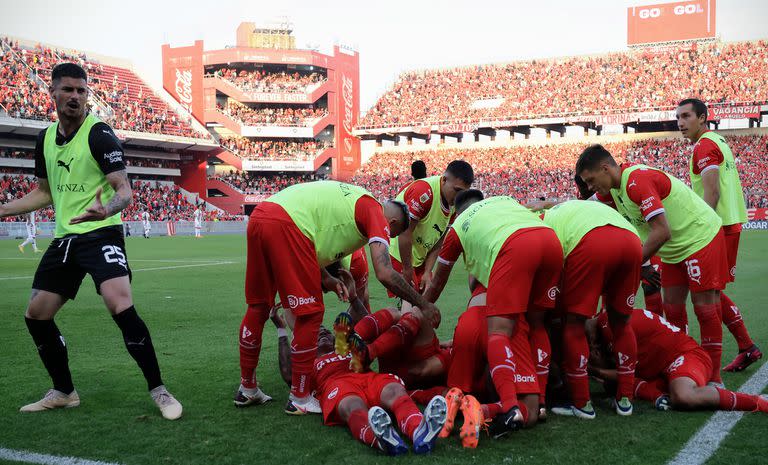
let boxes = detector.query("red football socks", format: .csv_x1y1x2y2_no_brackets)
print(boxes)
663,303,688,333
368,312,420,360
391,394,423,439
408,386,446,405
239,304,269,389
720,293,754,352
716,387,759,411
611,318,637,401
562,320,591,408
645,292,663,316
290,312,322,397
354,309,396,342
528,321,551,405
694,303,723,383
347,409,380,449
487,333,520,412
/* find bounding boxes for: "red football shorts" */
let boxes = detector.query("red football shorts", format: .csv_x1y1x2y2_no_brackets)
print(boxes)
560,225,642,317
661,229,729,293
664,347,712,387
486,227,563,316
447,305,488,395
245,202,324,315
319,372,403,425
722,227,740,283
388,257,426,297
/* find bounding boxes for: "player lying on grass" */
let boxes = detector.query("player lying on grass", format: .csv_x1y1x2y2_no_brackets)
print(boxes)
269,307,448,456
587,309,768,413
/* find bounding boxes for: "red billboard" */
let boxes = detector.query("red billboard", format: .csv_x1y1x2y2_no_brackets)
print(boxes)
627,0,716,46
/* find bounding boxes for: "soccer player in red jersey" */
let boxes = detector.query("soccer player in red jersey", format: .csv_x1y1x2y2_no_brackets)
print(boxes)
588,309,767,413
270,307,448,455
424,190,563,437
237,181,441,414
677,98,762,372
389,160,473,294
577,146,729,385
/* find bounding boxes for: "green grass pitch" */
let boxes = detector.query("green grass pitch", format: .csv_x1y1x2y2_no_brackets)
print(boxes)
0,232,766,465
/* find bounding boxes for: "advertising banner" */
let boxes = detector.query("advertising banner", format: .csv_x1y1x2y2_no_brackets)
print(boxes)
627,0,716,45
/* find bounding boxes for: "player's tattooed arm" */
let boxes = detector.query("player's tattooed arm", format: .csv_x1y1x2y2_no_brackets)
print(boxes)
370,242,442,326
103,169,132,217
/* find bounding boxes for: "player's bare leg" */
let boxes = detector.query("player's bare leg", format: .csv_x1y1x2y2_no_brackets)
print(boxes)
101,276,182,420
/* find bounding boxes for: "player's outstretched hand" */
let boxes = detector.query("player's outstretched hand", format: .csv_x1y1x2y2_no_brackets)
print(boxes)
322,274,349,302
641,264,661,288
337,269,358,301
419,270,432,293
69,187,107,224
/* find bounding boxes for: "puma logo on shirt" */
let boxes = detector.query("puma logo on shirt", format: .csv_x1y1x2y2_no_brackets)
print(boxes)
57,158,74,172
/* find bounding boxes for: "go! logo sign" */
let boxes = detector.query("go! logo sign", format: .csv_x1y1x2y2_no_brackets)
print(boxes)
638,3,703,19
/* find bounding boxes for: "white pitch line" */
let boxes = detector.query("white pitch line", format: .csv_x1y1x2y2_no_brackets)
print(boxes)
0,261,236,281
0,447,121,465
0,257,233,263
667,361,768,465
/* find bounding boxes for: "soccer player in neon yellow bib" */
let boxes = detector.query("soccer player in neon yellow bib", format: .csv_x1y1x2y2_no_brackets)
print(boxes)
0,63,181,420
237,181,443,415
424,190,564,437
577,145,730,385
676,98,762,372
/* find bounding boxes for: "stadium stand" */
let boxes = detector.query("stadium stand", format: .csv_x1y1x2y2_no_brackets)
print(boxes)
219,136,332,161
209,68,326,93
0,37,209,139
360,40,768,128
209,170,326,195
218,101,327,126
350,134,768,206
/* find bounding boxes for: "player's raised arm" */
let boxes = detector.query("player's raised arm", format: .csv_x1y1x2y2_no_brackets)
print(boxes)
369,241,440,318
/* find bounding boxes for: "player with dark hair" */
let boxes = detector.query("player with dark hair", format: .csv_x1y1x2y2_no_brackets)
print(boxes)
677,98,762,372
587,309,768,413
576,144,729,386
237,180,442,415
424,191,563,437
390,160,473,294
0,63,182,419
411,160,427,180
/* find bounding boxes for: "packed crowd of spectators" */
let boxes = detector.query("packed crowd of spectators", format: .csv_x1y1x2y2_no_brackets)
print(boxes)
219,101,327,126
210,170,326,195
361,40,768,127
0,148,34,159
0,37,206,138
209,68,326,93
124,157,180,169
0,174,55,222
219,136,331,161
351,134,768,207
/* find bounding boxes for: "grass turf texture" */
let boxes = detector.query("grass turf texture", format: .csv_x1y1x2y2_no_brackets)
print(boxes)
0,232,765,465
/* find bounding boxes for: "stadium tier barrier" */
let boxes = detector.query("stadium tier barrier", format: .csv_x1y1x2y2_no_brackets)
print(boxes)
0,221,247,238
